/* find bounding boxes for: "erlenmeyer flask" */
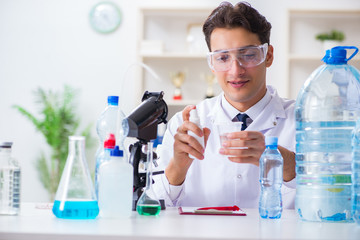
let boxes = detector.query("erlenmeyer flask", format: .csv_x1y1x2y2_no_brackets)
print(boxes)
52,136,99,219
136,142,161,216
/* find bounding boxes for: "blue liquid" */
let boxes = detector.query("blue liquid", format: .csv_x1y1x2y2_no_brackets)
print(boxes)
52,200,99,219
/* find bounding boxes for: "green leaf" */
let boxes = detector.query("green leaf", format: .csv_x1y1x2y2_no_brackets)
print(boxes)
13,85,95,200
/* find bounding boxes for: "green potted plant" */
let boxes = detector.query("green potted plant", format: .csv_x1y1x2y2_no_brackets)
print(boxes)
315,30,345,51
13,85,94,201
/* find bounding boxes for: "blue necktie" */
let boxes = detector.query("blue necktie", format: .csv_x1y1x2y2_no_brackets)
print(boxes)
236,113,250,131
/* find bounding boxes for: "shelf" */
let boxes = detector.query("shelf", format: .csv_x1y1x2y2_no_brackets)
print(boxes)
137,6,217,119
140,7,213,17
166,99,201,106
289,55,360,61
287,9,360,99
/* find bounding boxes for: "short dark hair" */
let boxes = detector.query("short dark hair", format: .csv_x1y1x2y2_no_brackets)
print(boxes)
202,1,272,51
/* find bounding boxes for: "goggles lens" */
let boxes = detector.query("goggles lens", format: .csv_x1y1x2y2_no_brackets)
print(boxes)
207,43,268,72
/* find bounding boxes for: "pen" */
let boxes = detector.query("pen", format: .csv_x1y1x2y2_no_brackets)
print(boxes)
196,205,240,211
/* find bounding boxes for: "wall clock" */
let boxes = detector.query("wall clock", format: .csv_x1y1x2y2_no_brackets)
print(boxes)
89,2,122,34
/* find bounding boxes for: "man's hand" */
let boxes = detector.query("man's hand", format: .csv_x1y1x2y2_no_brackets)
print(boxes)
165,105,211,186
219,131,295,182
219,131,265,166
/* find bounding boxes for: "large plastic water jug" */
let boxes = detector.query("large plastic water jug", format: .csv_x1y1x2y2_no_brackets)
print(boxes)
295,46,360,222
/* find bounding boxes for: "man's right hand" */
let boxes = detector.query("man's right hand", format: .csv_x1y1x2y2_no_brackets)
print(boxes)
165,105,211,186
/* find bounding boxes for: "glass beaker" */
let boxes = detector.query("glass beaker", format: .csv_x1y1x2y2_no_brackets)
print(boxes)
136,142,161,216
52,136,99,219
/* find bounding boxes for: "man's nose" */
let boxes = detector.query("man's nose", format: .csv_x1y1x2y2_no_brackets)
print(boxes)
228,59,246,75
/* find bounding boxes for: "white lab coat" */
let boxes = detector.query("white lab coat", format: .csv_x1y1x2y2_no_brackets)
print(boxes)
153,86,296,209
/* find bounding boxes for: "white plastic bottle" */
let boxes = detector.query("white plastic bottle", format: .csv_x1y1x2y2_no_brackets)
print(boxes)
95,96,126,178
0,142,20,215
188,109,205,159
98,146,133,218
95,134,115,199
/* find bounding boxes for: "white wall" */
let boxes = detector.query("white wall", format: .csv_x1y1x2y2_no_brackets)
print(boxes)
1,0,359,202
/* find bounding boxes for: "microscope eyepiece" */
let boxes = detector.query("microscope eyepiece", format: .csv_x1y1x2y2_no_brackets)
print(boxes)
123,91,168,142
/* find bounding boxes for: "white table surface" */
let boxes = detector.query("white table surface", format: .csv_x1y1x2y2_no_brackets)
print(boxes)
0,203,359,240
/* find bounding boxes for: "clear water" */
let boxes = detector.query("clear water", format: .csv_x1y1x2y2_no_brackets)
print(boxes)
259,147,283,219
0,167,20,215
52,200,99,219
136,204,161,216
296,121,353,222
352,125,360,225
259,187,282,219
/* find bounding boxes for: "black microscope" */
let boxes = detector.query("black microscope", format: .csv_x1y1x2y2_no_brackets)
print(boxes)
122,91,168,210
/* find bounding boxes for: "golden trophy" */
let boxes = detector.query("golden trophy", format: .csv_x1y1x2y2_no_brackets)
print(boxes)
171,72,185,100
205,74,216,98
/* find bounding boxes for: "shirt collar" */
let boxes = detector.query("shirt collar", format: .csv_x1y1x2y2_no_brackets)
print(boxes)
220,89,272,121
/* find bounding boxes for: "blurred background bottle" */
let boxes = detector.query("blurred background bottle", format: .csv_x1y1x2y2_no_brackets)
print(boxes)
352,119,360,225
259,136,283,219
98,146,133,218
295,46,360,222
0,142,20,215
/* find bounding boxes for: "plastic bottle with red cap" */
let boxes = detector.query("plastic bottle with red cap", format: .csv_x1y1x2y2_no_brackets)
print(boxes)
95,133,115,198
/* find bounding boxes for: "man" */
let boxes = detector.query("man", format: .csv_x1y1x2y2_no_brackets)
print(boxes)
153,1,296,209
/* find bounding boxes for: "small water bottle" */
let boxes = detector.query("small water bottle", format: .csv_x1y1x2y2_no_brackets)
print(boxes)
0,142,20,215
98,146,133,218
188,109,205,159
295,46,360,222
259,136,283,219
352,119,360,225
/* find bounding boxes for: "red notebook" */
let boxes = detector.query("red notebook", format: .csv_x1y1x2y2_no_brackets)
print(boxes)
178,205,246,216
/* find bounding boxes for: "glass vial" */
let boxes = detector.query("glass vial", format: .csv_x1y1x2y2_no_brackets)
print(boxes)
52,136,99,219
136,142,161,216
0,142,20,215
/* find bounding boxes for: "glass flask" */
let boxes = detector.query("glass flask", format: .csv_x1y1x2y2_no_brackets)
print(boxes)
52,136,99,219
136,142,161,216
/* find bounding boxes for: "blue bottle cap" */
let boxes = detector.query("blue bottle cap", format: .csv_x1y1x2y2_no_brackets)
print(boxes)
322,46,359,65
107,96,119,106
265,136,278,146
110,145,123,157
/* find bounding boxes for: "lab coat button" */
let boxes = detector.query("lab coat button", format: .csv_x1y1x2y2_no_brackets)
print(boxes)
237,174,242,179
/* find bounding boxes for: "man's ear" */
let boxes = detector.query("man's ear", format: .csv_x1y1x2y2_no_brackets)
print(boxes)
265,44,274,67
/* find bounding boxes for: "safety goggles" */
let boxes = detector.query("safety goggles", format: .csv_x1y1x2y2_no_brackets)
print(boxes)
207,43,268,72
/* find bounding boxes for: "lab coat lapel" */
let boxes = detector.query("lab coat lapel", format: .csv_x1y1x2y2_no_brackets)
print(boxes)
246,93,287,132
206,94,232,124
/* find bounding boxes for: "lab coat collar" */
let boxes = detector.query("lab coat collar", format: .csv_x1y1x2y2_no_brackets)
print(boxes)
207,86,287,132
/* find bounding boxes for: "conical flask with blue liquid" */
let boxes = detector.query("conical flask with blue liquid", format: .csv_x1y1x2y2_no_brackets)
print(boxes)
52,136,99,219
